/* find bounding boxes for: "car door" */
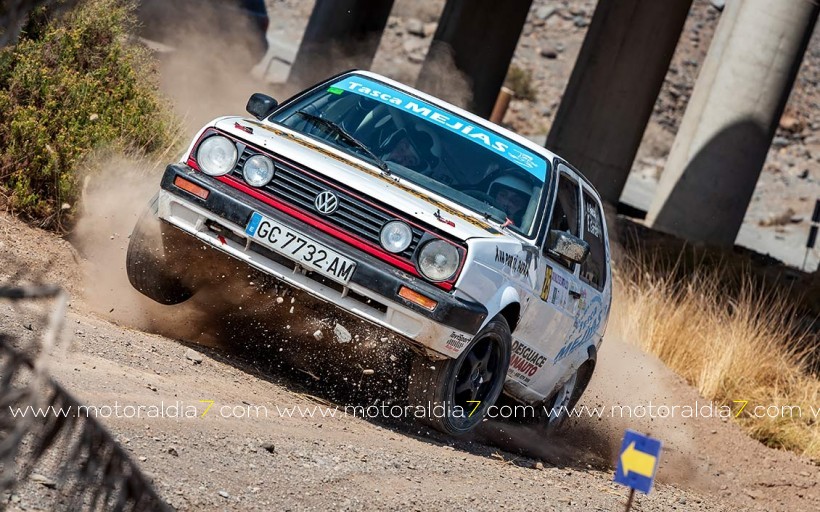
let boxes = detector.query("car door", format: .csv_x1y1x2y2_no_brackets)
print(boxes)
507,164,584,403
557,182,611,368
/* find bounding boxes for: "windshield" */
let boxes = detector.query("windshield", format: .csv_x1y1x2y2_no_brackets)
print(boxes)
270,74,550,237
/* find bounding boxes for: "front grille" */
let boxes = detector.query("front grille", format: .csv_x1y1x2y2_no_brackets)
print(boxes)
231,147,422,260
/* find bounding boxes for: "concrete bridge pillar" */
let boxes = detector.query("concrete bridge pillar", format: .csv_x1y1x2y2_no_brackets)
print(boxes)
647,0,819,246
416,0,533,117
289,0,395,88
545,0,693,204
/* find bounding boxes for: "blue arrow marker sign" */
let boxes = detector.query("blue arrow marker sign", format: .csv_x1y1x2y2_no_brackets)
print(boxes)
614,429,662,495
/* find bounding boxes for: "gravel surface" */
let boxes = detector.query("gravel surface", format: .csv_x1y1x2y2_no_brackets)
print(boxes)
2,212,819,510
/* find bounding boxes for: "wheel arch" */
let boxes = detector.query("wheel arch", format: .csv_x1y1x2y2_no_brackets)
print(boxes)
484,286,521,333
569,346,598,409
575,345,597,389
498,302,521,333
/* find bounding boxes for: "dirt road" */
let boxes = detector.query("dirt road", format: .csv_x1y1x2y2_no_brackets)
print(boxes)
1,211,818,511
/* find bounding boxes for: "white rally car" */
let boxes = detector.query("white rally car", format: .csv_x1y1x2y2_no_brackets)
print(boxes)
127,71,612,435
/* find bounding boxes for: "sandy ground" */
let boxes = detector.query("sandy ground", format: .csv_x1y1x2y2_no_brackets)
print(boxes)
1,210,819,511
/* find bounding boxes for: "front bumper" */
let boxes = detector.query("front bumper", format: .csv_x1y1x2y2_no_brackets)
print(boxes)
157,164,487,357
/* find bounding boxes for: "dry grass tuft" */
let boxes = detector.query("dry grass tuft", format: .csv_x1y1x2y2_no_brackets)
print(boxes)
611,252,820,459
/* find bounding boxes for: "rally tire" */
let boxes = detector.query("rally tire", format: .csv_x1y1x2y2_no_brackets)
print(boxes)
541,360,595,435
408,315,512,436
126,204,193,305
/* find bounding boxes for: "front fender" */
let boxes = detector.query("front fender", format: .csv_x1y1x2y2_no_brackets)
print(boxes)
481,286,520,330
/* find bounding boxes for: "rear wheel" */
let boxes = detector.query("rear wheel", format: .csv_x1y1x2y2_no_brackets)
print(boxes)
408,316,511,436
126,202,193,305
541,360,595,434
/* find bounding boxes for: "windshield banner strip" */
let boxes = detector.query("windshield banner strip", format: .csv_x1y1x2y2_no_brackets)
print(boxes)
330,76,547,180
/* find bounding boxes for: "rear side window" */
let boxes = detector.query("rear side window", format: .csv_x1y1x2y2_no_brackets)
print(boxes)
580,191,606,290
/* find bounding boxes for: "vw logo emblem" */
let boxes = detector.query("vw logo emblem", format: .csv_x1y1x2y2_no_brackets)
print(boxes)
314,190,339,215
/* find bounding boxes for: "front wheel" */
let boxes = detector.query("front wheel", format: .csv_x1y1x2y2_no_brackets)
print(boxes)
408,316,512,436
126,202,194,305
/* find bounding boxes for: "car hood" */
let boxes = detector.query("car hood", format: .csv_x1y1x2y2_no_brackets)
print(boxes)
214,116,509,243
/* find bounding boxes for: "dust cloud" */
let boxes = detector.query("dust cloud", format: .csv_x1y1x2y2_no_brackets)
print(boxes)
69,156,196,338
478,334,710,490
138,0,296,134
70,0,285,337
413,43,473,110
69,0,415,391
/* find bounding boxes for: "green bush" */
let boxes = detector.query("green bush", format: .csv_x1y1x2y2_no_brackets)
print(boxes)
0,0,178,230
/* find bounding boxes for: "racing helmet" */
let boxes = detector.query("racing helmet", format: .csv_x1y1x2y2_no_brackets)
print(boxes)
488,173,538,228
489,174,532,198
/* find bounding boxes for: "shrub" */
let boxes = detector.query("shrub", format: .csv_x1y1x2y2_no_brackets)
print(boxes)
0,0,178,230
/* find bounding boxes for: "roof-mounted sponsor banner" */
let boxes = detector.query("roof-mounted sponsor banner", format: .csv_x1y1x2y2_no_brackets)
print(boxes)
330,75,548,181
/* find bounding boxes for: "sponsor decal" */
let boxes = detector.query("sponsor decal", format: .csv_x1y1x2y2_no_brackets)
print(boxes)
445,331,472,352
540,266,553,301
330,76,548,180
586,202,602,238
494,247,530,276
541,266,571,312
550,283,569,312
507,340,548,384
553,295,604,364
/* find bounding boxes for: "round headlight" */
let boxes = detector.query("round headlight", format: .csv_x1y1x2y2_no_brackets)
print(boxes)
243,154,275,187
418,239,460,281
380,221,413,253
197,135,237,176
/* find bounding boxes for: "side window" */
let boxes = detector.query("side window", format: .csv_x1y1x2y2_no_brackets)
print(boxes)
546,173,580,269
580,191,606,290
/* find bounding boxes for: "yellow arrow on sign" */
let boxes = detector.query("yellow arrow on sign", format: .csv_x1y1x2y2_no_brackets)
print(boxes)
620,442,657,478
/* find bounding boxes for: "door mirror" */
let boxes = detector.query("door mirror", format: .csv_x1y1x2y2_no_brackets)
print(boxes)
246,93,278,120
547,230,590,265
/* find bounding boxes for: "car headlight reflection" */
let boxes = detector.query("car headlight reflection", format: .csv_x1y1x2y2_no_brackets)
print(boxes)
243,154,275,187
197,135,237,176
418,239,460,281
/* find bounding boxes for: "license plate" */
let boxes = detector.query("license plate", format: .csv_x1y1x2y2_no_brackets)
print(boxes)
245,212,356,284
